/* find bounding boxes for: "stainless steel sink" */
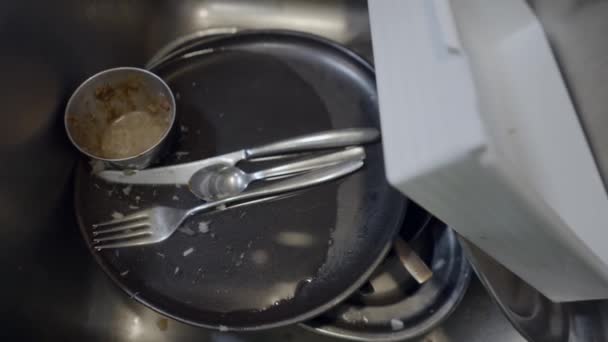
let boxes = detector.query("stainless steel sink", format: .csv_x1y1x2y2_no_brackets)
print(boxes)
0,1,523,341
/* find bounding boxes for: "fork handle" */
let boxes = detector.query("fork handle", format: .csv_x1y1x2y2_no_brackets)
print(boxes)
245,128,379,159
186,159,364,217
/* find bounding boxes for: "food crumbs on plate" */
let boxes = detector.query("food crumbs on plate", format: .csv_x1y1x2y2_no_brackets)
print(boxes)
390,318,404,330
89,160,106,174
183,247,195,257
175,151,189,160
156,318,169,331
120,270,129,276
122,185,132,196
174,266,180,275
178,226,196,236
198,221,210,233
236,252,245,267
219,325,228,332
111,211,124,219
156,252,165,258
172,195,179,201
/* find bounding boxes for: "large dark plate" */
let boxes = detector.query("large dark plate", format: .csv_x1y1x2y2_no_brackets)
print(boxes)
75,30,405,330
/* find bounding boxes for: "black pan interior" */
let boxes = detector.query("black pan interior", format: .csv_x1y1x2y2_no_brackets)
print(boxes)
75,31,405,330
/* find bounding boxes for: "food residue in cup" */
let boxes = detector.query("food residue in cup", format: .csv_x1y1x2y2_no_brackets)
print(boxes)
67,77,172,160
100,110,168,159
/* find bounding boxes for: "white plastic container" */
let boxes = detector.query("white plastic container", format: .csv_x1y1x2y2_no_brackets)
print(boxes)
369,0,608,301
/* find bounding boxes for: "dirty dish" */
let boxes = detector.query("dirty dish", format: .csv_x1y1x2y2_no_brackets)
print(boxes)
65,67,175,169
75,30,405,330
302,219,472,341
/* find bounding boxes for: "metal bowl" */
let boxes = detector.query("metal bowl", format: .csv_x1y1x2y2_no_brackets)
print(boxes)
65,67,176,169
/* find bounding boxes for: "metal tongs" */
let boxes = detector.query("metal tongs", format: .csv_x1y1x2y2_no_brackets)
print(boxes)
96,128,379,185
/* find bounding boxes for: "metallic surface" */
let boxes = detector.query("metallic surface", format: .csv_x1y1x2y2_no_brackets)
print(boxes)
461,238,608,342
98,128,378,185
191,148,366,201
64,67,176,169
99,149,248,184
303,222,473,341
245,128,379,159
1,0,523,341
89,160,364,250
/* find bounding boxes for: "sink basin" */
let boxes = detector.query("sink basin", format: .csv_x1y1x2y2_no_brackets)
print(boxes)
0,1,523,341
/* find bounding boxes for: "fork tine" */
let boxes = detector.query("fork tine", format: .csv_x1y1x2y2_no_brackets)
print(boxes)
92,212,149,229
93,221,149,236
93,230,152,243
94,235,157,251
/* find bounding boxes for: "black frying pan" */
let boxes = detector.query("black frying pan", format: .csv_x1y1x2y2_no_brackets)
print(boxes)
74,30,405,330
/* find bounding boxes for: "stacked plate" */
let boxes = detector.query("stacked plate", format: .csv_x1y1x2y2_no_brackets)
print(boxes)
73,30,470,339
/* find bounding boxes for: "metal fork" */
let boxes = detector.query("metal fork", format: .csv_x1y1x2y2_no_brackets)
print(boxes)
91,160,364,250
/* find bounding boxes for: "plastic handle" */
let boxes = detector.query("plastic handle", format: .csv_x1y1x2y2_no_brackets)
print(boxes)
251,147,365,180
245,128,379,159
